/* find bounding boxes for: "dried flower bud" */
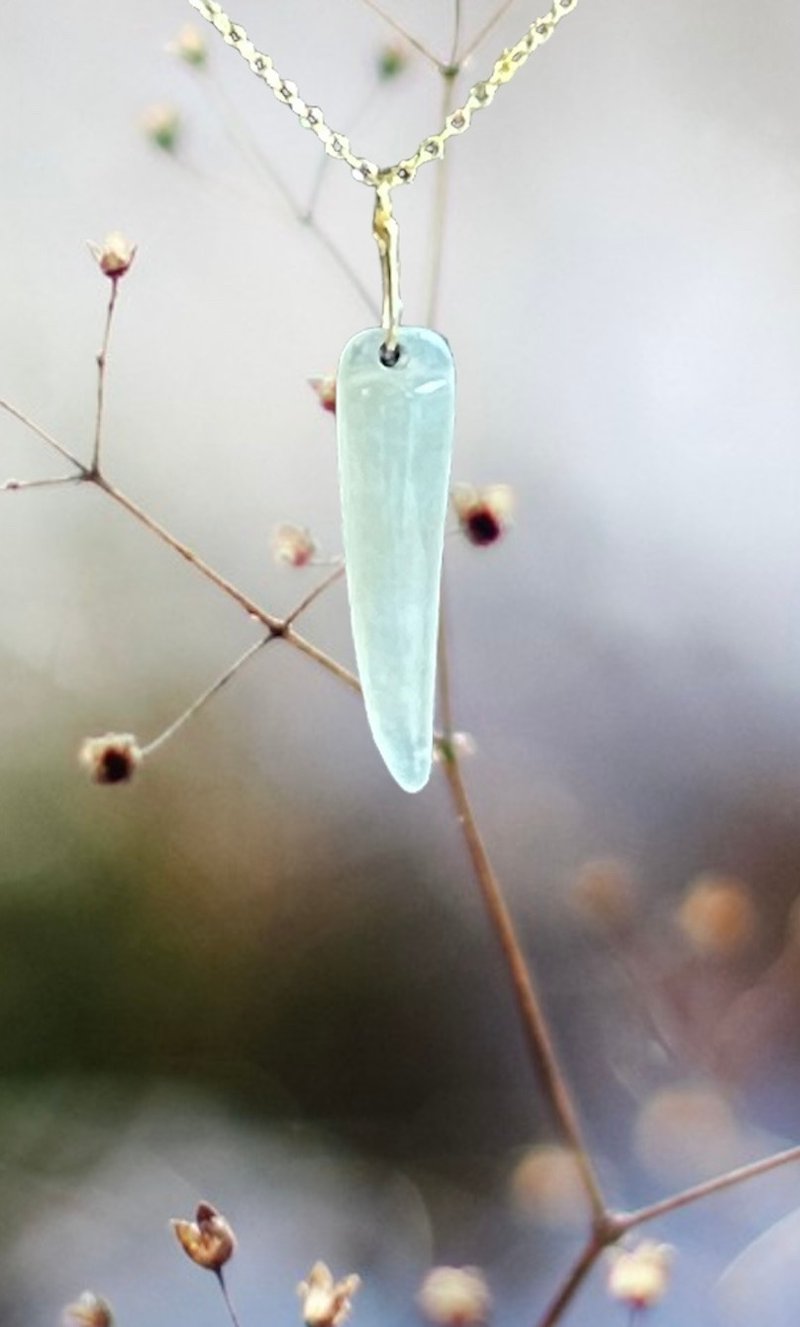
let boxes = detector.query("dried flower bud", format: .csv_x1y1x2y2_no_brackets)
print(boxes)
272,523,317,568
168,24,207,66
62,1292,113,1327
309,376,337,415
172,1201,236,1272
79,732,141,785
433,731,477,764
377,44,408,81
89,232,136,279
142,103,180,152
451,484,514,547
607,1242,672,1311
298,1262,361,1327
417,1267,491,1327
677,872,756,957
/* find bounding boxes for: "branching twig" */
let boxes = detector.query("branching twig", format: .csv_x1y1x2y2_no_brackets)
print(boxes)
356,0,443,69
458,0,519,66
92,278,120,473
1,473,83,492
619,1142,800,1232
140,633,275,757
199,67,377,319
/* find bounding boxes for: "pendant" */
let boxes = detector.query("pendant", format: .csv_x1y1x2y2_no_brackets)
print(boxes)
337,327,455,792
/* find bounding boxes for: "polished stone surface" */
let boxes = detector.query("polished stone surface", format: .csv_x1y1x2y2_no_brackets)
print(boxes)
337,327,455,792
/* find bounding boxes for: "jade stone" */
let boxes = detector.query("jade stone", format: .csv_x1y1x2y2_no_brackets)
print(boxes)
337,327,455,793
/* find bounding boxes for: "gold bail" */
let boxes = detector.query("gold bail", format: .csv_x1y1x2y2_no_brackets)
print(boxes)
373,181,402,359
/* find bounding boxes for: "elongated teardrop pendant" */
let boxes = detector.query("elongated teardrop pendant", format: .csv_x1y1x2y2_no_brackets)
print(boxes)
337,327,455,792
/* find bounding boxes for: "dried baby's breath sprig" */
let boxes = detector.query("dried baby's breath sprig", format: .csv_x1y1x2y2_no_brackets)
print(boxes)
418,1267,491,1326
434,730,476,764
607,1242,672,1313
272,523,317,568
298,1262,361,1327
309,375,337,415
79,733,141,785
452,483,514,547
172,1200,236,1272
168,23,208,66
62,1292,113,1327
89,232,137,280
142,103,181,152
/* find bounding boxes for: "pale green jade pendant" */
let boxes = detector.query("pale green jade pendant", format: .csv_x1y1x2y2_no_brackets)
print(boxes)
336,327,456,793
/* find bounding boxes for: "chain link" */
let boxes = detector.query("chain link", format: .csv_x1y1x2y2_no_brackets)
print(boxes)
187,0,581,190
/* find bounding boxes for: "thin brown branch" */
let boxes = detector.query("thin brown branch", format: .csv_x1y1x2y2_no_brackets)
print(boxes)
202,68,377,319
619,1142,800,1232
426,28,605,1226
91,278,120,473
2,474,84,492
356,0,443,68
534,1233,607,1327
0,398,86,472
215,1269,243,1327
90,473,360,692
282,563,346,629
442,755,607,1222
459,0,518,65
141,633,275,758
450,0,463,67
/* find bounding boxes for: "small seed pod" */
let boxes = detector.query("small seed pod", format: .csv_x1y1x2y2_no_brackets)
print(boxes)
172,1201,236,1272
79,733,141,785
297,1262,361,1327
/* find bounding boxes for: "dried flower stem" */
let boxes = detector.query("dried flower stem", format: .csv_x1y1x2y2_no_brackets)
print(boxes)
200,67,376,319
1,473,83,491
443,755,607,1222
427,34,606,1228
0,398,360,694
458,0,519,66
215,1269,243,1327
282,563,346,629
534,1232,608,1327
141,634,274,757
0,398,88,472
619,1141,800,1231
357,0,442,68
92,278,120,473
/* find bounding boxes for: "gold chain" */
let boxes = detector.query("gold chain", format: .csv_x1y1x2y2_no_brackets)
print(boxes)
187,0,581,190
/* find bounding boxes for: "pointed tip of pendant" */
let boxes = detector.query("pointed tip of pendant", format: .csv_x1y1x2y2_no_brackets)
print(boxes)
381,745,432,794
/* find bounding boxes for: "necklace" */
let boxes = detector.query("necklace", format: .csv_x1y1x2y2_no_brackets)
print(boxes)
188,0,582,792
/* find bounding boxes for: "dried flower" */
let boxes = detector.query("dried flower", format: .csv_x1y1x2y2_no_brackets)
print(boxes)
377,44,408,81
272,523,317,567
417,1267,491,1327
62,1292,113,1327
142,103,180,152
309,376,337,415
451,483,514,547
168,24,207,66
677,872,756,957
433,731,477,763
172,1201,236,1272
89,232,136,280
608,1242,672,1312
79,732,141,785
298,1262,361,1327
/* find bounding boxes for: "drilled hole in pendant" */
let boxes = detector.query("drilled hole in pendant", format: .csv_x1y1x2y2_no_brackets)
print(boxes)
379,342,401,367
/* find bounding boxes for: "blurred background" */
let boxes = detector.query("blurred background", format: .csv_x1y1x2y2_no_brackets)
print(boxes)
2,0,800,1323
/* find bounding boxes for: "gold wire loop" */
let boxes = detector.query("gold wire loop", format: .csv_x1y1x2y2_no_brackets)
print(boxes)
373,183,402,357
